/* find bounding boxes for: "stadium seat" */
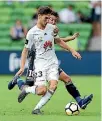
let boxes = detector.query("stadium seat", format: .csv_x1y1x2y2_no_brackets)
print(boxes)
79,31,91,38
59,31,70,37
0,38,11,45
0,30,9,38
0,8,11,15
25,1,43,8
0,16,9,23
0,24,11,30
10,45,23,50
49,1,64,9
11,40,24,46
24,8,35,16
57,23,68,30
0,45,11,50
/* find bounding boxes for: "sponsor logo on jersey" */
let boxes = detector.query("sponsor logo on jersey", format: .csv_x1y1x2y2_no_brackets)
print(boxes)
43,41,52,51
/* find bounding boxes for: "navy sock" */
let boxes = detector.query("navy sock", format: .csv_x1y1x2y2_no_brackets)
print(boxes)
65,82,81,103
17,79,25,90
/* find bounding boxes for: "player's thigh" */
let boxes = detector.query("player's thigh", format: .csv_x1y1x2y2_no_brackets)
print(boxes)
34,69,47,86
35,70,47,96
59,71,71,83
47,64,59,81
47,64,59,90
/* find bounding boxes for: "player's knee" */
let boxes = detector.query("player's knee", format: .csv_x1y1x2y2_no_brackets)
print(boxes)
49,81,58,91
36,86,47,96
42,87,47,95
64,75,72,83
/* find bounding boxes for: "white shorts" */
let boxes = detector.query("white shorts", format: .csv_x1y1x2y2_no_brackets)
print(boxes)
34,63,59,86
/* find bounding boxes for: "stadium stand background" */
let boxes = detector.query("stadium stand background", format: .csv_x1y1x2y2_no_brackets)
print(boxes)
0,1,92,51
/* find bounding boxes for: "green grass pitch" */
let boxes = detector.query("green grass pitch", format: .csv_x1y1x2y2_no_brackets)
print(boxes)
0,75,101,121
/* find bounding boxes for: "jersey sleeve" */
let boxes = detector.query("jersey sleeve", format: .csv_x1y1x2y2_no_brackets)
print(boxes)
25,31,33,49
47,24,60,39
50,24,60,39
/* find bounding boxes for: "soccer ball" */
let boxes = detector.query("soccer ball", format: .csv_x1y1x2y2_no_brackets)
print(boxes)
65,102,80,116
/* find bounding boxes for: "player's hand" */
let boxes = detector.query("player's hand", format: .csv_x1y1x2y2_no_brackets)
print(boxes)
54,27,59,35
72,32,79,40
16,68,24,76
72,51,82,60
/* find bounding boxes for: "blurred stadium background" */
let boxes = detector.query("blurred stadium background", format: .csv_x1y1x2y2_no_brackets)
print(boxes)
0,1,101,121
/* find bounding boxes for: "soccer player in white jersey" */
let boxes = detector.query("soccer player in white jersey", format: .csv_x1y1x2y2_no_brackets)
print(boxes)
18,8,92,113
8,8,93,114
13,6,81,114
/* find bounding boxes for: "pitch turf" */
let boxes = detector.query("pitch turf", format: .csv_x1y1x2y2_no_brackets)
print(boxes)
0,75,101,121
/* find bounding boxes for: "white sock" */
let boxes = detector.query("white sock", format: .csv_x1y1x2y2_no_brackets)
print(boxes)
25,86,37,94
34,89,54,110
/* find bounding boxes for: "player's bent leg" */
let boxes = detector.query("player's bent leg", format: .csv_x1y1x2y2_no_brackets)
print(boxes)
32,65,59,114
32,80,58,114
59,71,81,104
59,71,93,109
59,71,81,101
18,85,47,103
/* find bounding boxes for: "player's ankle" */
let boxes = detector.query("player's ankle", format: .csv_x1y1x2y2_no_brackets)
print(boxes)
75,96,82,103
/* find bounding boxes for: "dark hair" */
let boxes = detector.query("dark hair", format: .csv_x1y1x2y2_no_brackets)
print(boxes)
51,11,59,18
37,6,52,15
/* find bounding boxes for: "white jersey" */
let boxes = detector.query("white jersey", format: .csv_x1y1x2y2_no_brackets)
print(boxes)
25,24,59,68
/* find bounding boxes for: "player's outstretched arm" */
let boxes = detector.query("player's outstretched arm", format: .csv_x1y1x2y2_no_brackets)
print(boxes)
55,38,74,51
55,38,82,60
60,32,79,42
16,47,28,76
